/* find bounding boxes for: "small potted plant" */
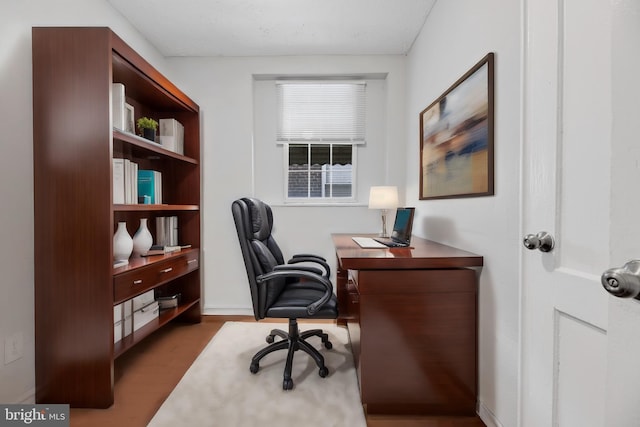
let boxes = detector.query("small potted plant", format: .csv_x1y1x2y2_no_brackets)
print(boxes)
136,117,158,142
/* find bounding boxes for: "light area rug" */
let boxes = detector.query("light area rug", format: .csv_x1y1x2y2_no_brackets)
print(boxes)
148,321,367,427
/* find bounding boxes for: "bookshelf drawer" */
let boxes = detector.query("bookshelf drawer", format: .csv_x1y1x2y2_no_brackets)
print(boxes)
165,252,199,281
113,252,199,303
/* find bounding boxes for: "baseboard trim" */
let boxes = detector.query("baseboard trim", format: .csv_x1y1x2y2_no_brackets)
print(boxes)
477,400,503,427
202,307,254,316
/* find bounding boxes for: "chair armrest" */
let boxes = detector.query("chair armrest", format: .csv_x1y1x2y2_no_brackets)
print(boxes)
273,264,323,276
291,253,326,262
257,268,333,315
287,255,331,278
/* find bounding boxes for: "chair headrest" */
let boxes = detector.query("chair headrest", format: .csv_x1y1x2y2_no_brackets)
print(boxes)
243,197,273,241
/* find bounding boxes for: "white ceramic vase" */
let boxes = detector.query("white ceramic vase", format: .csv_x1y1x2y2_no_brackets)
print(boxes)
113,222,133,262
132,218,153,256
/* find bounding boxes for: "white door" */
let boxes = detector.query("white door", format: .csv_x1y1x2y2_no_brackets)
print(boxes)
519,0,640,425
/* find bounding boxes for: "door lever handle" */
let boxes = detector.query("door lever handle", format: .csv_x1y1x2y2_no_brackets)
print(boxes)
523,231,555,252
601,260,640,300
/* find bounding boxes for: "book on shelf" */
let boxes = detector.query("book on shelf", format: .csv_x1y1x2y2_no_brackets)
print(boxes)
112,158,125,204
156,216,178,246
112,83,126,130
122,159,139,204
137,170,162,204
159,118,184,155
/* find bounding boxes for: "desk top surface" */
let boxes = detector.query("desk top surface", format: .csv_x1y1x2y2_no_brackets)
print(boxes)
332,233,483,270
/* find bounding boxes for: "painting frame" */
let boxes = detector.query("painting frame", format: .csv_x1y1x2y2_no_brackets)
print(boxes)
124,103,135,134
419,52,495,200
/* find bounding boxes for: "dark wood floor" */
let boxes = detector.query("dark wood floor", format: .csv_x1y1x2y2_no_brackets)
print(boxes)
70,316,486,427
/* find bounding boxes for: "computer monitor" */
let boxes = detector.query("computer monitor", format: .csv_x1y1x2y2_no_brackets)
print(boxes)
390,207,415,245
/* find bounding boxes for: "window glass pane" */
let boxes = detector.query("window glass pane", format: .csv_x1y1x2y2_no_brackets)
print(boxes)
288,144,308,166
288,170,309,198
310,145,330,166
288,145,309,197
333,145,352,165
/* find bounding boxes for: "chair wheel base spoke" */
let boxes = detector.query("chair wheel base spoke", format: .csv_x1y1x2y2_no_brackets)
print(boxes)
250,363,259,374
283,378,294,390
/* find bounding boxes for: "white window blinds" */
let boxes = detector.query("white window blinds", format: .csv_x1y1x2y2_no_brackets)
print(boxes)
277,82,366,144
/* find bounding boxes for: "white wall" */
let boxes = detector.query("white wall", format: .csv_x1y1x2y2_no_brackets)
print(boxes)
166,55,407,313
405,1,522,426
0,0,173,404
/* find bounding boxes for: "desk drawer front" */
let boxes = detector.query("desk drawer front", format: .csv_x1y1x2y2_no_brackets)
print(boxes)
356,268,476,294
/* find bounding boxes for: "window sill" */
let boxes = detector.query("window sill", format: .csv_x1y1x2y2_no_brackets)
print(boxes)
272,201,367,207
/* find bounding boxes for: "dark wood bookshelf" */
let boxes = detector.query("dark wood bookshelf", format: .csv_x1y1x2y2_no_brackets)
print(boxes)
32,27,202,408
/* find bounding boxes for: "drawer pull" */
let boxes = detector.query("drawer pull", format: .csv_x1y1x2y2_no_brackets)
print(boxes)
133,279,143,285
160,267,173,274
187,259,197,264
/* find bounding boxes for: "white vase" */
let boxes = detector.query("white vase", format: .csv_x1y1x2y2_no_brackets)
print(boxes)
132,218,153,256
113,222,133,262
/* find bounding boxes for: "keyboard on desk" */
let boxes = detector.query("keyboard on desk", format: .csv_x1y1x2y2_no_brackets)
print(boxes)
352,236,409,248
373,237,409,247
351,237,387,248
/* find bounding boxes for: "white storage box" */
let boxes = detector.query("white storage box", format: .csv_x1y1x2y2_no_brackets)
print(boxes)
114,303,123,322
132,290,155,312
123,299,133,339
114,320,123,343
159,118,184,155
133,301,159,332
114,303,123,343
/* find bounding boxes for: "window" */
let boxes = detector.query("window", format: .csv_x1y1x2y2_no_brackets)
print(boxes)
277,81,366,201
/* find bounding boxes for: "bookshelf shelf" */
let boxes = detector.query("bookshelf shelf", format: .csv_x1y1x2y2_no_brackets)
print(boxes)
114,204,199,212
113,129,198,165
113,298,200,358
33,27,202,408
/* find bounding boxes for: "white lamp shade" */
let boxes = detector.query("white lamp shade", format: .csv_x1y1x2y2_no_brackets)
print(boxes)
368,186,399,209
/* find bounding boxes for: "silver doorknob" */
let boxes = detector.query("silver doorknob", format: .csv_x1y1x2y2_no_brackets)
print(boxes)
601,260,640,299
523,231,555,252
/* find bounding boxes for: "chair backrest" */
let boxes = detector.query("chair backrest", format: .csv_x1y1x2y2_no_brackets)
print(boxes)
232,197,287,319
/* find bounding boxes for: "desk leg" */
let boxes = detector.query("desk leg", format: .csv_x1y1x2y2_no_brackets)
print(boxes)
335,256,349,327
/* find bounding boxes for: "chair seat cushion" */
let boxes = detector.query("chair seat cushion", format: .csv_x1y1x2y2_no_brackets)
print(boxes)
266,286,338,319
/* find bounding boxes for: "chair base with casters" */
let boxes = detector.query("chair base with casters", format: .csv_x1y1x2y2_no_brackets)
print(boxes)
250,319,333,390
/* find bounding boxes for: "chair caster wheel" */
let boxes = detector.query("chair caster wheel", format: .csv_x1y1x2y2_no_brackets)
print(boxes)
266,335,275,344
283,378,294,390
324,341,333,350
318,366,329,378
250,362,259,374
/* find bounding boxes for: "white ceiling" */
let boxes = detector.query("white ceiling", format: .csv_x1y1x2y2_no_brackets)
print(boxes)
107,0,436,57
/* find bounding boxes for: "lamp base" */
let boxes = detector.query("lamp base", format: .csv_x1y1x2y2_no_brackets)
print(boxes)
379,210,389,238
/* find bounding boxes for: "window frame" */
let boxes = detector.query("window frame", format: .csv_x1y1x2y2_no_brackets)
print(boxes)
277,80,365,205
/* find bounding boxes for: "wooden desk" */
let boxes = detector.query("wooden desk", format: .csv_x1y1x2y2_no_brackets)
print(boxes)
332,234,483,416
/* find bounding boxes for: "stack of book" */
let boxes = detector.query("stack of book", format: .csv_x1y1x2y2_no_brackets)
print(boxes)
112,158,138,204
159,118,184,155
113,164,164,206
137,169,162,204
156,216,178,246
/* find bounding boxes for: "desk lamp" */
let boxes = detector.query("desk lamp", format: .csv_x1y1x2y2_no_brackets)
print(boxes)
368,186,398,237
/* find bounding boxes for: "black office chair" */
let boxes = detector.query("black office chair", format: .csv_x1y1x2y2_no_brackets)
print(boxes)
231,197,339,390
